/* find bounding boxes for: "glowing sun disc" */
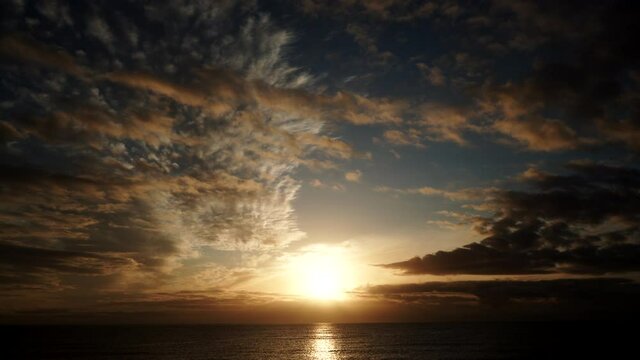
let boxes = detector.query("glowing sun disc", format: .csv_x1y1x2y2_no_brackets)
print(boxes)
291,246,349,300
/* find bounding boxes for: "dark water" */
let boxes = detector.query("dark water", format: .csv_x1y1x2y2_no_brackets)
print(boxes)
1,322,633,359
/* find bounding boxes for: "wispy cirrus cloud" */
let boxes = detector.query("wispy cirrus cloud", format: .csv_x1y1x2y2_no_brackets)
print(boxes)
0,1,331,298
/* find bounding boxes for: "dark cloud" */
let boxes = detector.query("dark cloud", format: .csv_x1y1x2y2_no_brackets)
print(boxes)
296,0,640,151
4,278,640,323
474,1,640,151
362,278,640,315
382,162,640,275
416,62,445,86
0,242,134,278
297,0,450,22
0,34,89,79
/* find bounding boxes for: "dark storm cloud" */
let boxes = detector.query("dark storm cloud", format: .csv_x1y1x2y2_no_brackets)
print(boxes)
382,162,640,275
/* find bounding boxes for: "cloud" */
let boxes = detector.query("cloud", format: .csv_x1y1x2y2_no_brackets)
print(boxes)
309,179,325,188
375,185,496,202
35,0,74,27
597,118,640,151
488,0,602,51
297,134,357,160
417,103,476,145
362,278,640,311
416,62,445,86
382,129,424,147
105,62,407,128
102,71,231,115
0,1,333,297
0,34,89,79
426,220,461,230
476,78,600,151
345,169,363,182
1,1,431,301
298,1,640,152
375,102,478,148
87,16,115,50
492,116,583,151
346,23,377,55
2,32,470,152
345,23,394,63
6,278,640,322
294,0,640,153
308,179,346,191
9,106,185,149
381,162,640,275
0,242,136,286
473,1,640,151
298,0,438,22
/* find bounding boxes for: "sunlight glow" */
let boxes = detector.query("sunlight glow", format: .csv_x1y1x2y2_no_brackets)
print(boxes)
290,244,351,300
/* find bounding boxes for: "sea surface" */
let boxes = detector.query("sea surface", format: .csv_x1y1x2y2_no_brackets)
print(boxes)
1,322,632,359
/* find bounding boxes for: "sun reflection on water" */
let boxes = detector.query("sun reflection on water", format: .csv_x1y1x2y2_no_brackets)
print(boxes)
311,323,339,360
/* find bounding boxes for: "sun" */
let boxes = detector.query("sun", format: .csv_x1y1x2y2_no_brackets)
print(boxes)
290,245,350,301
303,254,343,300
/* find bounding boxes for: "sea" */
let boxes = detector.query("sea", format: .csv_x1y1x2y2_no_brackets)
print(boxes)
1,322,632,359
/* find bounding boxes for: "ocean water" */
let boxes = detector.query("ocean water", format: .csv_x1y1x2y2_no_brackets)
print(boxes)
1,322,632,359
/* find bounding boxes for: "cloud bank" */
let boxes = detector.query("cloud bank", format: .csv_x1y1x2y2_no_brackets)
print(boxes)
382,162,640,275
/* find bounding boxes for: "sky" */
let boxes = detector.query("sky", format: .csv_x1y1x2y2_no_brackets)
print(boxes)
1,0,640,324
